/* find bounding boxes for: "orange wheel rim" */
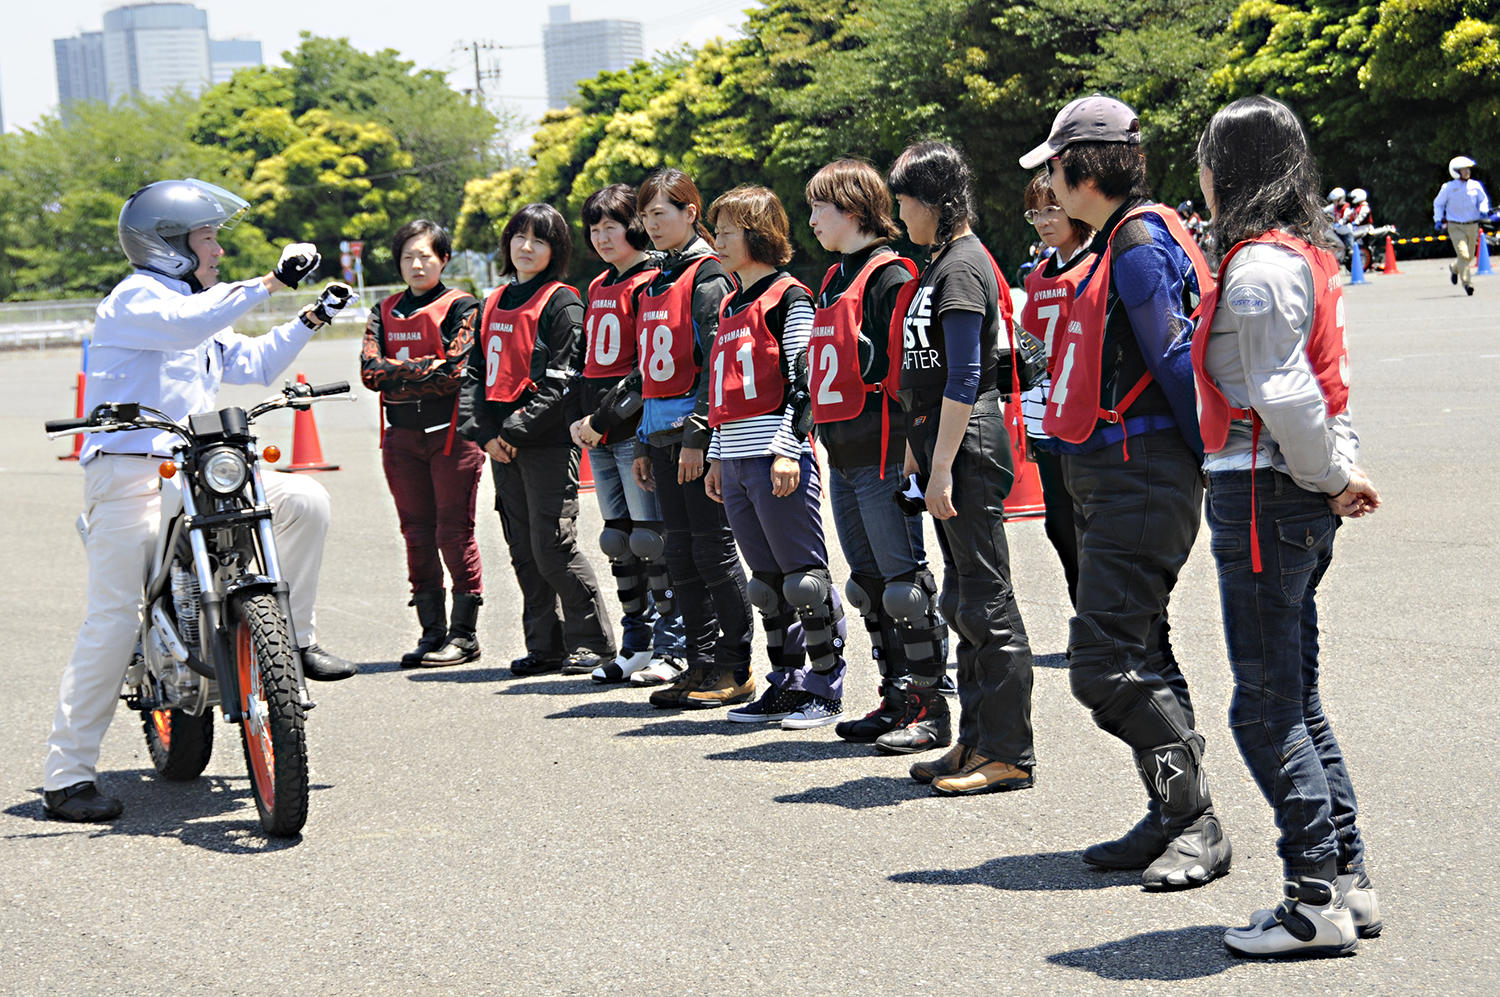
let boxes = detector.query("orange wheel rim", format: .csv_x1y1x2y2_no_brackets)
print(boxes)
237,618,276,810
151,709,172,749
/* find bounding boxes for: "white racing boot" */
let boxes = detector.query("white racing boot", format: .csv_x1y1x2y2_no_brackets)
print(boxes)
1225,874,1358,959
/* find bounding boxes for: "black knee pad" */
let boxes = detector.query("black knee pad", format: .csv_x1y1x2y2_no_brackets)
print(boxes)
844,572,888,664
884,570,944,676
629,525,673,615
784,568,844,671
748,570,793,659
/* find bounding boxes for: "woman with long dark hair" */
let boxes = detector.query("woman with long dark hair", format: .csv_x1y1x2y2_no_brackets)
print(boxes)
888,141,1035,794
1194,95,1383,958
461,203,616,675
631,169,754,709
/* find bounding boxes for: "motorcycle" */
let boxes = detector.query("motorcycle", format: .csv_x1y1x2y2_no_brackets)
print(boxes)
45,379,350,836
1332,221,1398,273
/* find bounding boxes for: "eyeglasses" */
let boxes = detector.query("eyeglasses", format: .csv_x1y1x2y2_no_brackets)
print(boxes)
1024,206,1066,224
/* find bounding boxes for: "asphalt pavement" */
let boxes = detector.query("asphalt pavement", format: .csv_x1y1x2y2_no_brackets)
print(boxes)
0,258,1495,996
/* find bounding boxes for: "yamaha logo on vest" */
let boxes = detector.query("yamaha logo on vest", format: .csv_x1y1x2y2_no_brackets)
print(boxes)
642,309,669,322
591,298,619,309
489,321,515,333
387,330,426,342
1032,286,1069,301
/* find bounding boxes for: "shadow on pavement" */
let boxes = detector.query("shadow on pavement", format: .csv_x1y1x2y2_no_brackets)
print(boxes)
493,677,608,696
4,769,314,854
615,716,759,737
404,665,513,683
889,850,1137,891
1033,652,1069,670
1046,925,1234,980
706,738,860,763
772,774,930,810
546,699,654,720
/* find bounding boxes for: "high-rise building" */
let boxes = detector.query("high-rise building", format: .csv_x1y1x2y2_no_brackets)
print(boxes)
55,32,109,107
542,4,644,110
54,4,262,113
210,39,264,86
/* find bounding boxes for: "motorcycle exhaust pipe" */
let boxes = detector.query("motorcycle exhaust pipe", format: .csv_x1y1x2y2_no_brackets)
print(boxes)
149,603,190,663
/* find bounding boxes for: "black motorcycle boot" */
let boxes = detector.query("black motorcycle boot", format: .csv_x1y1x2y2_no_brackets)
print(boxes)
43,781,123,822
1136,740,1232,890
401,590,448,668
301,644,357,681
836,680,911,743
423,592,482,666
1083,798,1170,870
873,683,952,755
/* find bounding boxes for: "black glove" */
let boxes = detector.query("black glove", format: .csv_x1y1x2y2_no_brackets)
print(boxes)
274,243,321,289
300,283,357,329
787,348,814,437
894,471,927,516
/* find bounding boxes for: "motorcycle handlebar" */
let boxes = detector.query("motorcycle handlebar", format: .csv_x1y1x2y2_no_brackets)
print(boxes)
306,380,350,397
44,417,90,433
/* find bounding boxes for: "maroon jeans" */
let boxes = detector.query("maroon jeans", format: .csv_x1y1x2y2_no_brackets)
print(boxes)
382,425,485,594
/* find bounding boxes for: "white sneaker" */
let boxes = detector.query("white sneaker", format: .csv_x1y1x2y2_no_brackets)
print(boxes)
592,649,653,684
1225,878,1358,959
629,655,685,686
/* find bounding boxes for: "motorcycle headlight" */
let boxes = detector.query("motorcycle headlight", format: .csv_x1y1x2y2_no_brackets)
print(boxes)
200,448,249,495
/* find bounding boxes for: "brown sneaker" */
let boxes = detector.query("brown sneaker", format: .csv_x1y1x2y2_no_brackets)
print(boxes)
910,743,970,784
931,755,1034,796
649,665,707,709
681,668,754,709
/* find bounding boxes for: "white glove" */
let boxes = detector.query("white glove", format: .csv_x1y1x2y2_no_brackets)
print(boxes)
300,282,357,329
274,243,321,288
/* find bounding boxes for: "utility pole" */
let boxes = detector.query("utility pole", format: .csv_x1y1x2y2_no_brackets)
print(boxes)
453,40,503,104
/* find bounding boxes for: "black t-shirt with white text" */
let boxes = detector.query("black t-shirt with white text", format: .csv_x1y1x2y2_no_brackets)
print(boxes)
898,233,1001,410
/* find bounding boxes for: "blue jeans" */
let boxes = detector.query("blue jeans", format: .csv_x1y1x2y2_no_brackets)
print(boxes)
588,437,685,658
1207,469,1367,877
827,462,926,580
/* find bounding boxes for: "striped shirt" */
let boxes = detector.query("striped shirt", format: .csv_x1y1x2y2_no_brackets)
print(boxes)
708,275,814,462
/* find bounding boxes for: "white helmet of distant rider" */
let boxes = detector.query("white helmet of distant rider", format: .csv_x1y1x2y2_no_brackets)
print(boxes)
1450,156,1477,179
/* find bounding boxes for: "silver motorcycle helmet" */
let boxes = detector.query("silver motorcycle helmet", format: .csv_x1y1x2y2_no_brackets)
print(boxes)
117,178,250,279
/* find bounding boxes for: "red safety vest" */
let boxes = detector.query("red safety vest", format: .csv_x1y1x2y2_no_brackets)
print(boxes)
583,267,655,378
480,280,573,403
809,254,917,424
1193,230,1349,573
1018,250,1095,378
379,288,469,361
1043,204,1214,450
707,275,807,427
378,287,471,453
637,257,711,398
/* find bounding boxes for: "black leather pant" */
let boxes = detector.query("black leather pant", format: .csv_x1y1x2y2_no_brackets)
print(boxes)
909,391,1035,770
1062,429,1203,754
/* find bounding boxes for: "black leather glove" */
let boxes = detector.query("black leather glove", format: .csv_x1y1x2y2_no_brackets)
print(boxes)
274,242,321,288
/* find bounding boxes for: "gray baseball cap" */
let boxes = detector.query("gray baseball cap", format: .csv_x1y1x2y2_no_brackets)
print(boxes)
1019,94,1141,170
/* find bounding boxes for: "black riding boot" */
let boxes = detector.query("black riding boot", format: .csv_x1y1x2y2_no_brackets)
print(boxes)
1135,739,1232,890
423,592,482,666
401,590,448,669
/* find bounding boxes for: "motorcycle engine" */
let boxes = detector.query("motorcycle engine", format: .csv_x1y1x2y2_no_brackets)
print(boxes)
171,566,201,650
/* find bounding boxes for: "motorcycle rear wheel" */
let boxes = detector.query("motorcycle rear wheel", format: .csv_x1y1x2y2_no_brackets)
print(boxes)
142,707,214,781
232,591,308,837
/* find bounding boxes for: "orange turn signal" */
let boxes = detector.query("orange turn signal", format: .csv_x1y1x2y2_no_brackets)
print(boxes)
262,445,282,463
159,461,177,479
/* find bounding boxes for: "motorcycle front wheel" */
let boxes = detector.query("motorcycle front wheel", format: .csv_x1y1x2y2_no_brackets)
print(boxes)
142,707,214,781
232,590,308,837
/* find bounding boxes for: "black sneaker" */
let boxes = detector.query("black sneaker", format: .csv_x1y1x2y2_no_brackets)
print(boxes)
510,651,564,676
874,687,952,754
727,684,810,723
43,781,123,822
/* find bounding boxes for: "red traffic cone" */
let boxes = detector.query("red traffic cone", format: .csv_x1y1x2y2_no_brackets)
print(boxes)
59,371,85,461
1002,396,1046,521
278,372,339,473
1382,235,1403,275
578,445,595,495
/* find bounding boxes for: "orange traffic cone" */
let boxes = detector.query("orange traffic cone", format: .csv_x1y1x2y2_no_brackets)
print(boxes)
1382,235,1403,275
59,371,85,461
578,446,595,495
1002,396,1046,521
277,372,339,472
